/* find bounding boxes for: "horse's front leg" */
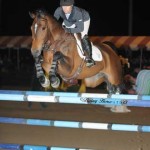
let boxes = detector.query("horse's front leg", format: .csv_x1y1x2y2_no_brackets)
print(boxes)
34,55,50,88
49,51,63,88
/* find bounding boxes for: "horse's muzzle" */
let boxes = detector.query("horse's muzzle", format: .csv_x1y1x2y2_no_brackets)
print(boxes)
31,49,41,58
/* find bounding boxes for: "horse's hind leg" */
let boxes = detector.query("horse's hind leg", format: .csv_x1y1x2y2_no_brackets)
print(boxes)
105,75,124,94
105,80,131,113
111,84,131,113
105,79,118,96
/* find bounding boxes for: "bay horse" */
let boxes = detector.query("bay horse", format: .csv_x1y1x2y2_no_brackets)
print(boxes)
30,9,130,112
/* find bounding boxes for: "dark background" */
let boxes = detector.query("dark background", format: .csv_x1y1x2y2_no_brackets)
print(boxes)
0,0,150,36
0,0,150,91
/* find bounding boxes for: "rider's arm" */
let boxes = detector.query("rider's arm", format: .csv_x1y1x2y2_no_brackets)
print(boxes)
65,8,90,33
64,18,84,33
54,7,61,20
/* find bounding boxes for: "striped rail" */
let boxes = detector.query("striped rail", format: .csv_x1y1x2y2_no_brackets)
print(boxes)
0,90,150,149
0,90,150,107
0,143,93,150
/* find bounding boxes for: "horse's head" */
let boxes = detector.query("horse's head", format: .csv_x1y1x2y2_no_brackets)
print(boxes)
29,9,52,58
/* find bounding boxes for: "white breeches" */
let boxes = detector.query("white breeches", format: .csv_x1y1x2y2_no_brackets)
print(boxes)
81,19,90,38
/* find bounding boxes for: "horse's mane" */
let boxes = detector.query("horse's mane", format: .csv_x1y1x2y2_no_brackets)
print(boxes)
35,9,62,29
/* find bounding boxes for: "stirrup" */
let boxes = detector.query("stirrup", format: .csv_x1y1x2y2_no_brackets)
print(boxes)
85,58,95,68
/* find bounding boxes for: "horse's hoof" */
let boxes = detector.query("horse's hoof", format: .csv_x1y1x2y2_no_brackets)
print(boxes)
104,105,113,108
39,75,45,84
51,77,60,88
110,106,131,113
41,77,50,88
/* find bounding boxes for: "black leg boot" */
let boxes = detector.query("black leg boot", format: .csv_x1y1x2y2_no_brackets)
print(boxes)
81,35,95,67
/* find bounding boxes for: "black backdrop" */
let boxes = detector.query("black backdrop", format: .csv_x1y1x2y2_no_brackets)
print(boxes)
1,0,150,36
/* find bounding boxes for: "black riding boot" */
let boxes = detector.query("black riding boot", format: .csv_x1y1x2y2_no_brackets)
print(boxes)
81,35,95,67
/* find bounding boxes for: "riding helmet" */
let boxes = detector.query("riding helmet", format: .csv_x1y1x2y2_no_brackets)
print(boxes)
60,0,74,6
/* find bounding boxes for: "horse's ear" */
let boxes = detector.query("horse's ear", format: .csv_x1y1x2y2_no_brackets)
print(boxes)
40,13,45,19
29,11,36,19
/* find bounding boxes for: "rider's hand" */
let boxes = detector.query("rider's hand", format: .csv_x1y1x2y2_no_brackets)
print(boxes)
65,28,71,33
62,25,71,33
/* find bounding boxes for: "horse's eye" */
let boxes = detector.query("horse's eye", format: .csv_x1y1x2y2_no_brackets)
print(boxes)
42,27,46,30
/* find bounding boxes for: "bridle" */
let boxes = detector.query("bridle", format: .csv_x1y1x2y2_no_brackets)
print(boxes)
33,17,52,52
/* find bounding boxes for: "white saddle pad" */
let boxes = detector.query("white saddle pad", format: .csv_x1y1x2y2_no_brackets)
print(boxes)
75,35,102,61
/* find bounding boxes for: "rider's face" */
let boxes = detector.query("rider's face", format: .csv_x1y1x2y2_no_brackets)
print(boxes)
62,6,72,14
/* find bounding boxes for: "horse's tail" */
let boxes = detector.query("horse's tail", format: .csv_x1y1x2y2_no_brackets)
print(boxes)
103,40,130,71
103,41,130,93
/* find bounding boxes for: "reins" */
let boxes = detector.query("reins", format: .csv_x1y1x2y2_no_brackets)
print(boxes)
42,32,73,52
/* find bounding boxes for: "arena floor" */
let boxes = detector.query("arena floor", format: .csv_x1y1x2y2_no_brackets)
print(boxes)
0,99,150,150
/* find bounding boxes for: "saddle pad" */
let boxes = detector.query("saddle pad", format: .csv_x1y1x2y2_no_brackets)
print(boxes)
75,35,102,61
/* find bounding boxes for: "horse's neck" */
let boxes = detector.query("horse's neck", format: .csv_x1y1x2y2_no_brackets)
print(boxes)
47,17,64,41
48,17,76,42
50,28,75,49
53,30,65,41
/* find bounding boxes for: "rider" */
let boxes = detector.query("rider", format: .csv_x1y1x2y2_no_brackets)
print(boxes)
54,0,95,67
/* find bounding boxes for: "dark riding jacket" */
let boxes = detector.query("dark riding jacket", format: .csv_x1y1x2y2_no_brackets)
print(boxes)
54,6,90,33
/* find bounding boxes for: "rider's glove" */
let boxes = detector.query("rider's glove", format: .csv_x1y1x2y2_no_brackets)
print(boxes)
62,25,71,33
65,28,71,33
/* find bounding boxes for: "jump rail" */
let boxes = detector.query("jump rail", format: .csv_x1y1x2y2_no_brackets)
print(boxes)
0,90,150,107
0,144,93,150
0,117,150,133
1,90,150,149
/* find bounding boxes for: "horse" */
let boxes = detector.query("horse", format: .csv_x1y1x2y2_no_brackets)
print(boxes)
29,9,130,112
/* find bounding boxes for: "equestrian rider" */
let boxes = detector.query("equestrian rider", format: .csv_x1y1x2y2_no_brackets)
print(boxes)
54,0,95,67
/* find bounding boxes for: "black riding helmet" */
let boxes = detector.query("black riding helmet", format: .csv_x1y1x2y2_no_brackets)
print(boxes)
60,0,74,6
